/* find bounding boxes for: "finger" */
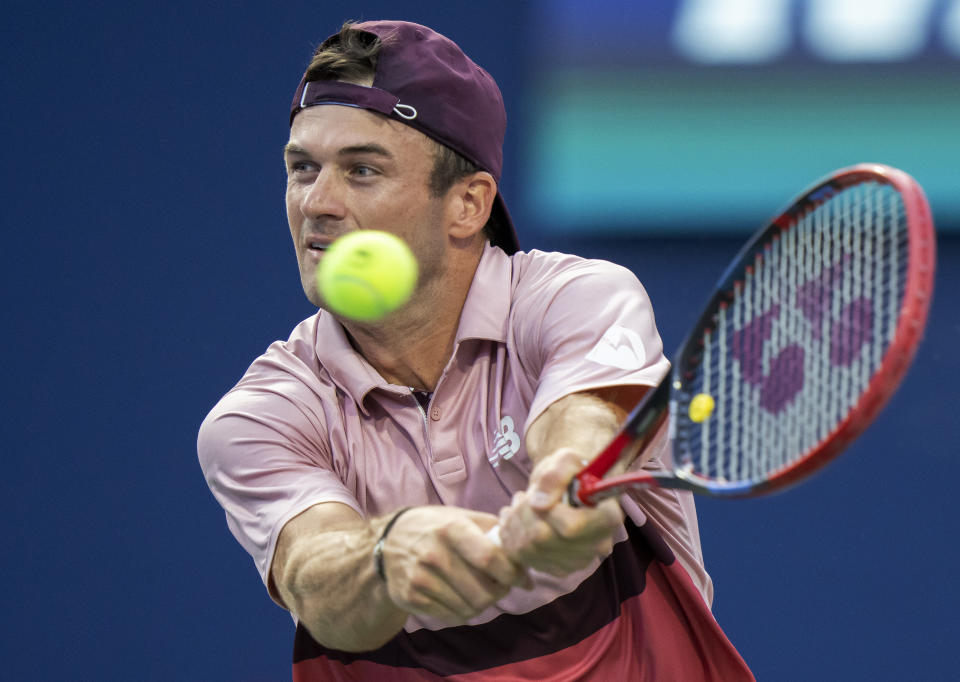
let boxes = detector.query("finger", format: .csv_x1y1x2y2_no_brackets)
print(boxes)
423,516,521,602
497,494,558,561
388,560,476,621
542,498,624,541
391,545,506,622
498,495,623,576
432,556,512,616
512,519,618,577
524,543,613,577
447,517,531,589
459,508,506,532
527,448,589,511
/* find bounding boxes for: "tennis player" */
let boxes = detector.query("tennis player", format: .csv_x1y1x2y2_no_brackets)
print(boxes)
198,20,754,680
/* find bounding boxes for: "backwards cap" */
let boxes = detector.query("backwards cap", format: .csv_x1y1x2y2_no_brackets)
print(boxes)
290,20,519,254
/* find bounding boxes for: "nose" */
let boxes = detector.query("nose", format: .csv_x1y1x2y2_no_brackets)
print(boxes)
300,170,347,221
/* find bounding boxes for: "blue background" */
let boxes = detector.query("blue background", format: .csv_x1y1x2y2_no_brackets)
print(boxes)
524,0,960,233
3,1,957,680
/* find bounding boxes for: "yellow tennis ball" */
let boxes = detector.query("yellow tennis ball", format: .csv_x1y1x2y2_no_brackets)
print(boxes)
316,230,419,321
689,393,715,423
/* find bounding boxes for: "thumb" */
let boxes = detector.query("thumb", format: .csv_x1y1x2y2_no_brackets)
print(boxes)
528,448,589,511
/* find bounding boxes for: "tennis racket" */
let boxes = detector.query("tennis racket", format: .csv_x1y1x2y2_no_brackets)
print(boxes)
562,163,934,505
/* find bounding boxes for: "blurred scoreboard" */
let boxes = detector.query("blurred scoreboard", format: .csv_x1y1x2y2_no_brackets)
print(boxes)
523,0,960,234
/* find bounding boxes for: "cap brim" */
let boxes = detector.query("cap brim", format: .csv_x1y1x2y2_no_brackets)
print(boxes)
490,192,519,255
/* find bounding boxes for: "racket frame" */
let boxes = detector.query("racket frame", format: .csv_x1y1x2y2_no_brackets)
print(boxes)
571,163,935,504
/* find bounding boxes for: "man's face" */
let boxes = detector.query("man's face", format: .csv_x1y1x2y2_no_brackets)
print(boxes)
284,105,448,308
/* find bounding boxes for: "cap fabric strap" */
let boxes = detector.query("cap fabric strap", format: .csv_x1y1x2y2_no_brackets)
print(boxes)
296,81,402,122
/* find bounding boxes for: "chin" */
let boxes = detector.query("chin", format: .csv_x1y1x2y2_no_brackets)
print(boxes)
300,278,322,307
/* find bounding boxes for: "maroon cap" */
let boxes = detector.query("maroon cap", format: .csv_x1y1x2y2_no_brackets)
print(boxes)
290,20,519,254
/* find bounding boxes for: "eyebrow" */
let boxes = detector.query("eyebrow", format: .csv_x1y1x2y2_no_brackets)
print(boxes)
282,142,394,159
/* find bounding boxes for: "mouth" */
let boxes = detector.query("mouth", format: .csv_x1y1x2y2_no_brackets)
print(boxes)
305,236,334,255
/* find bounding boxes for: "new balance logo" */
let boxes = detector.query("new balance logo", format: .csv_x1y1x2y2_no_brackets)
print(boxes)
489,415,521,468
586,325,647,370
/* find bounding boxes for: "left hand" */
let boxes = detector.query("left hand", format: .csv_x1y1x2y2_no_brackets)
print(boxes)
496,447,624,576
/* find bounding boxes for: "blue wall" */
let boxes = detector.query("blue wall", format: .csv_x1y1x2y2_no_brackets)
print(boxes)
4,2,957,680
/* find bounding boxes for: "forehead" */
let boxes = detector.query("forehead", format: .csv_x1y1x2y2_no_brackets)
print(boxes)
287,105,436,162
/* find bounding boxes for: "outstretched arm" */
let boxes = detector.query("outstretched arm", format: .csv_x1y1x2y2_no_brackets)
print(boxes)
271,501,529,652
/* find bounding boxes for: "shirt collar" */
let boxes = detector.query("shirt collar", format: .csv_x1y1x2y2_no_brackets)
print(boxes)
313,313,391,414
313,242,514,412
453,242,513,344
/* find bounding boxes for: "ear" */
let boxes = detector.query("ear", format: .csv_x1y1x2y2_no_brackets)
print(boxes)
446,171,497,240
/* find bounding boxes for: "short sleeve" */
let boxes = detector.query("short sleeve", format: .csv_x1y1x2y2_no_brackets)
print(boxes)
514,256,671,431
510,253,711,602
197,383,362,594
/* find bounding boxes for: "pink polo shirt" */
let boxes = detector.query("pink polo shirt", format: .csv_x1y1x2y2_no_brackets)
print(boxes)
198,244,753,680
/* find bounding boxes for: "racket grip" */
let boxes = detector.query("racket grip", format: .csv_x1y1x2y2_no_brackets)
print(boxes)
567,477,587,507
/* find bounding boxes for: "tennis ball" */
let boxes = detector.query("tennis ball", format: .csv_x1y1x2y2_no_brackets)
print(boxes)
689,393,716,423
316,230,419,321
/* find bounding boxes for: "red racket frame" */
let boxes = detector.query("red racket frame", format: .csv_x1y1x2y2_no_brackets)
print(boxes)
571,164,936,504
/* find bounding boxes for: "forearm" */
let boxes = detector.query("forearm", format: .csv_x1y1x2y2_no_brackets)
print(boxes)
525,391,626,465
275,515,408,652
273,504,526,651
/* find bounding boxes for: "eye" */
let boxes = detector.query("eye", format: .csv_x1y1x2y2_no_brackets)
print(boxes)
350,164,378,178
289,160,316,174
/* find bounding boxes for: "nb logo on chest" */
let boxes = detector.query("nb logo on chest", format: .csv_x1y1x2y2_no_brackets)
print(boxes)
489,415,520,468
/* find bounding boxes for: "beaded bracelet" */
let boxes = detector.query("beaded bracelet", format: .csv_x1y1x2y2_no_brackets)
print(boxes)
373,507,413,582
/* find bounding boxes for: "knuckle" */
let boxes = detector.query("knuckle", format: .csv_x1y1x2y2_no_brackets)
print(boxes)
491,575,512,595
553,448,588,473
532,521,556,545
513,543,542,567
550,510,588,540
435,520,455,542
392,582,418,608
419,548,446,571
474,546,497,572
470,590,496,612
404,573,430,597
554,511,585,539
557,447,585,464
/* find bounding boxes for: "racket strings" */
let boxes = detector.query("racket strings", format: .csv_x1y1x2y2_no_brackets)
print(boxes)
678,181,908,483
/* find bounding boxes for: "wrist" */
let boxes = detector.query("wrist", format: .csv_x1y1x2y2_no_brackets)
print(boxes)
373,507,413,582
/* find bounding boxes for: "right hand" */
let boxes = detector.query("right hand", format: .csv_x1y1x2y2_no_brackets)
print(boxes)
380,506,532,624
496,447,624,576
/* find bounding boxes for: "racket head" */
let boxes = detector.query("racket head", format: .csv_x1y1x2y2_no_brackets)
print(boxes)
577,164,935,502
669,163,935,496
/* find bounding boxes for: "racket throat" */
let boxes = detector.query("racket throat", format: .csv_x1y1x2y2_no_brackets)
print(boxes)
575,470,701,504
